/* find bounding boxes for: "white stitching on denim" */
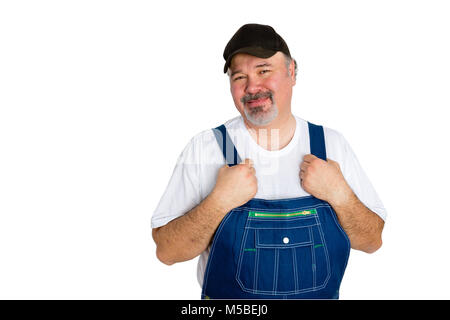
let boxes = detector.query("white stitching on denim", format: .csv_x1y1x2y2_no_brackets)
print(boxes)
236,203,331,212
236,221,329,295
310,226,316,289
315,213,331,290
273,248,279,294
292,248,298,293
234,203,343,296
248,216,319,222
248,225,317,230
235,217,251,292
254,234,260,293
257,242,312,249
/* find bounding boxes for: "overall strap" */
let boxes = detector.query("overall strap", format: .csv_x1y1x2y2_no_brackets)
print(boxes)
212,124,242,167
307,122,327,161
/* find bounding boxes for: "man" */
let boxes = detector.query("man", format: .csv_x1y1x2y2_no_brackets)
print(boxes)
152,24,386,299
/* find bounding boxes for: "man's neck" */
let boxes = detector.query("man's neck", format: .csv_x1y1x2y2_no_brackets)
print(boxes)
244,113,296,151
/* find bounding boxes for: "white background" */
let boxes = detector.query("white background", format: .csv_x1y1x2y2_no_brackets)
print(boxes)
1,0,449,299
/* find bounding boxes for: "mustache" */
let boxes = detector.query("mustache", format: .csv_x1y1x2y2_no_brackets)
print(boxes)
241,91,273,104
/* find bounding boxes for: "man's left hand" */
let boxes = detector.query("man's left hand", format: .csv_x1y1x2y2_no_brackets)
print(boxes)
300,154,353,206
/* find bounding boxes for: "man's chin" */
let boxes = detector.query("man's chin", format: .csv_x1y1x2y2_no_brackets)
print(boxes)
244,106,278,126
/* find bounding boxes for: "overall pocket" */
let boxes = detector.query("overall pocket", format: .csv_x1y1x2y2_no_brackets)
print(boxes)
236,209,331,295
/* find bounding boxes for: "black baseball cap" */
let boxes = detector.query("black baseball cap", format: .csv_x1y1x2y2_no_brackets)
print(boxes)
223,23,291,73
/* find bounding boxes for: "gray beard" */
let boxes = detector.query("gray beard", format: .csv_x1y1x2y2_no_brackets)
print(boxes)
244,102,279,126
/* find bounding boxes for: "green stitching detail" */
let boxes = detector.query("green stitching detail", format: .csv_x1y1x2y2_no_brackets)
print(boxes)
244,248,257,252
314,244,324,249
249,208,317,218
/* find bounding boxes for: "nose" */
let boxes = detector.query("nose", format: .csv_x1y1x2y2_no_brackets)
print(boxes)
245,75,263,95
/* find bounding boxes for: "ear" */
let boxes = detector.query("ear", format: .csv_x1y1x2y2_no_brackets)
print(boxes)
289,58,296,86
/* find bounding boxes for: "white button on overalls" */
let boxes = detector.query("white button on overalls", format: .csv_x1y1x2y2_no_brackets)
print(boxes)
283,237,290,244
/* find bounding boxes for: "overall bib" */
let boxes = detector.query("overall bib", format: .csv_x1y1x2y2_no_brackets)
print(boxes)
201,122,351,299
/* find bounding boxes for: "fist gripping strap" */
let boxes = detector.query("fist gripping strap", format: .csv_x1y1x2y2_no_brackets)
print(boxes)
212,124,242,167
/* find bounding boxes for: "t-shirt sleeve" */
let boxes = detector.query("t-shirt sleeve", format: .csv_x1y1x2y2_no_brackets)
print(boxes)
151,136,203,229
325,128,388,221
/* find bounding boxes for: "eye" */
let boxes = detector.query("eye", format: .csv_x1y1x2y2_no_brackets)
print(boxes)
259,69,271,75
233,75,245,81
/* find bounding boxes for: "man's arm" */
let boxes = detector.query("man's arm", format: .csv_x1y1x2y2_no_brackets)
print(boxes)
326,187,384,253
152,191,229,265
153,159,257,265
300,154,384,253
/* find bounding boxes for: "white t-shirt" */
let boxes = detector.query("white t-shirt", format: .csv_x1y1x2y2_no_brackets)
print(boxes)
151,115,387,287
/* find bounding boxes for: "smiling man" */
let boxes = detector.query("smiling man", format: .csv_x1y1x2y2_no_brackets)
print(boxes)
152,24,386,299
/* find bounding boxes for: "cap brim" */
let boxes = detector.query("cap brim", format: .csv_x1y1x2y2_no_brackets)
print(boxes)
223,46,278,73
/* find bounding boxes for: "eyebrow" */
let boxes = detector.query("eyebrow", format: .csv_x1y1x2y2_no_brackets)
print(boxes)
230,63,273,77
255,63,272,68
230,70,242,77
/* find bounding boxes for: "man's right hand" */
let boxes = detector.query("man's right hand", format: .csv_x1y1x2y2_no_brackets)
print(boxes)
209,158,258,213
153,159,257,265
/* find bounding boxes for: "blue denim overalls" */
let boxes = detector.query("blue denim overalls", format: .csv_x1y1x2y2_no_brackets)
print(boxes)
201,122,351,299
